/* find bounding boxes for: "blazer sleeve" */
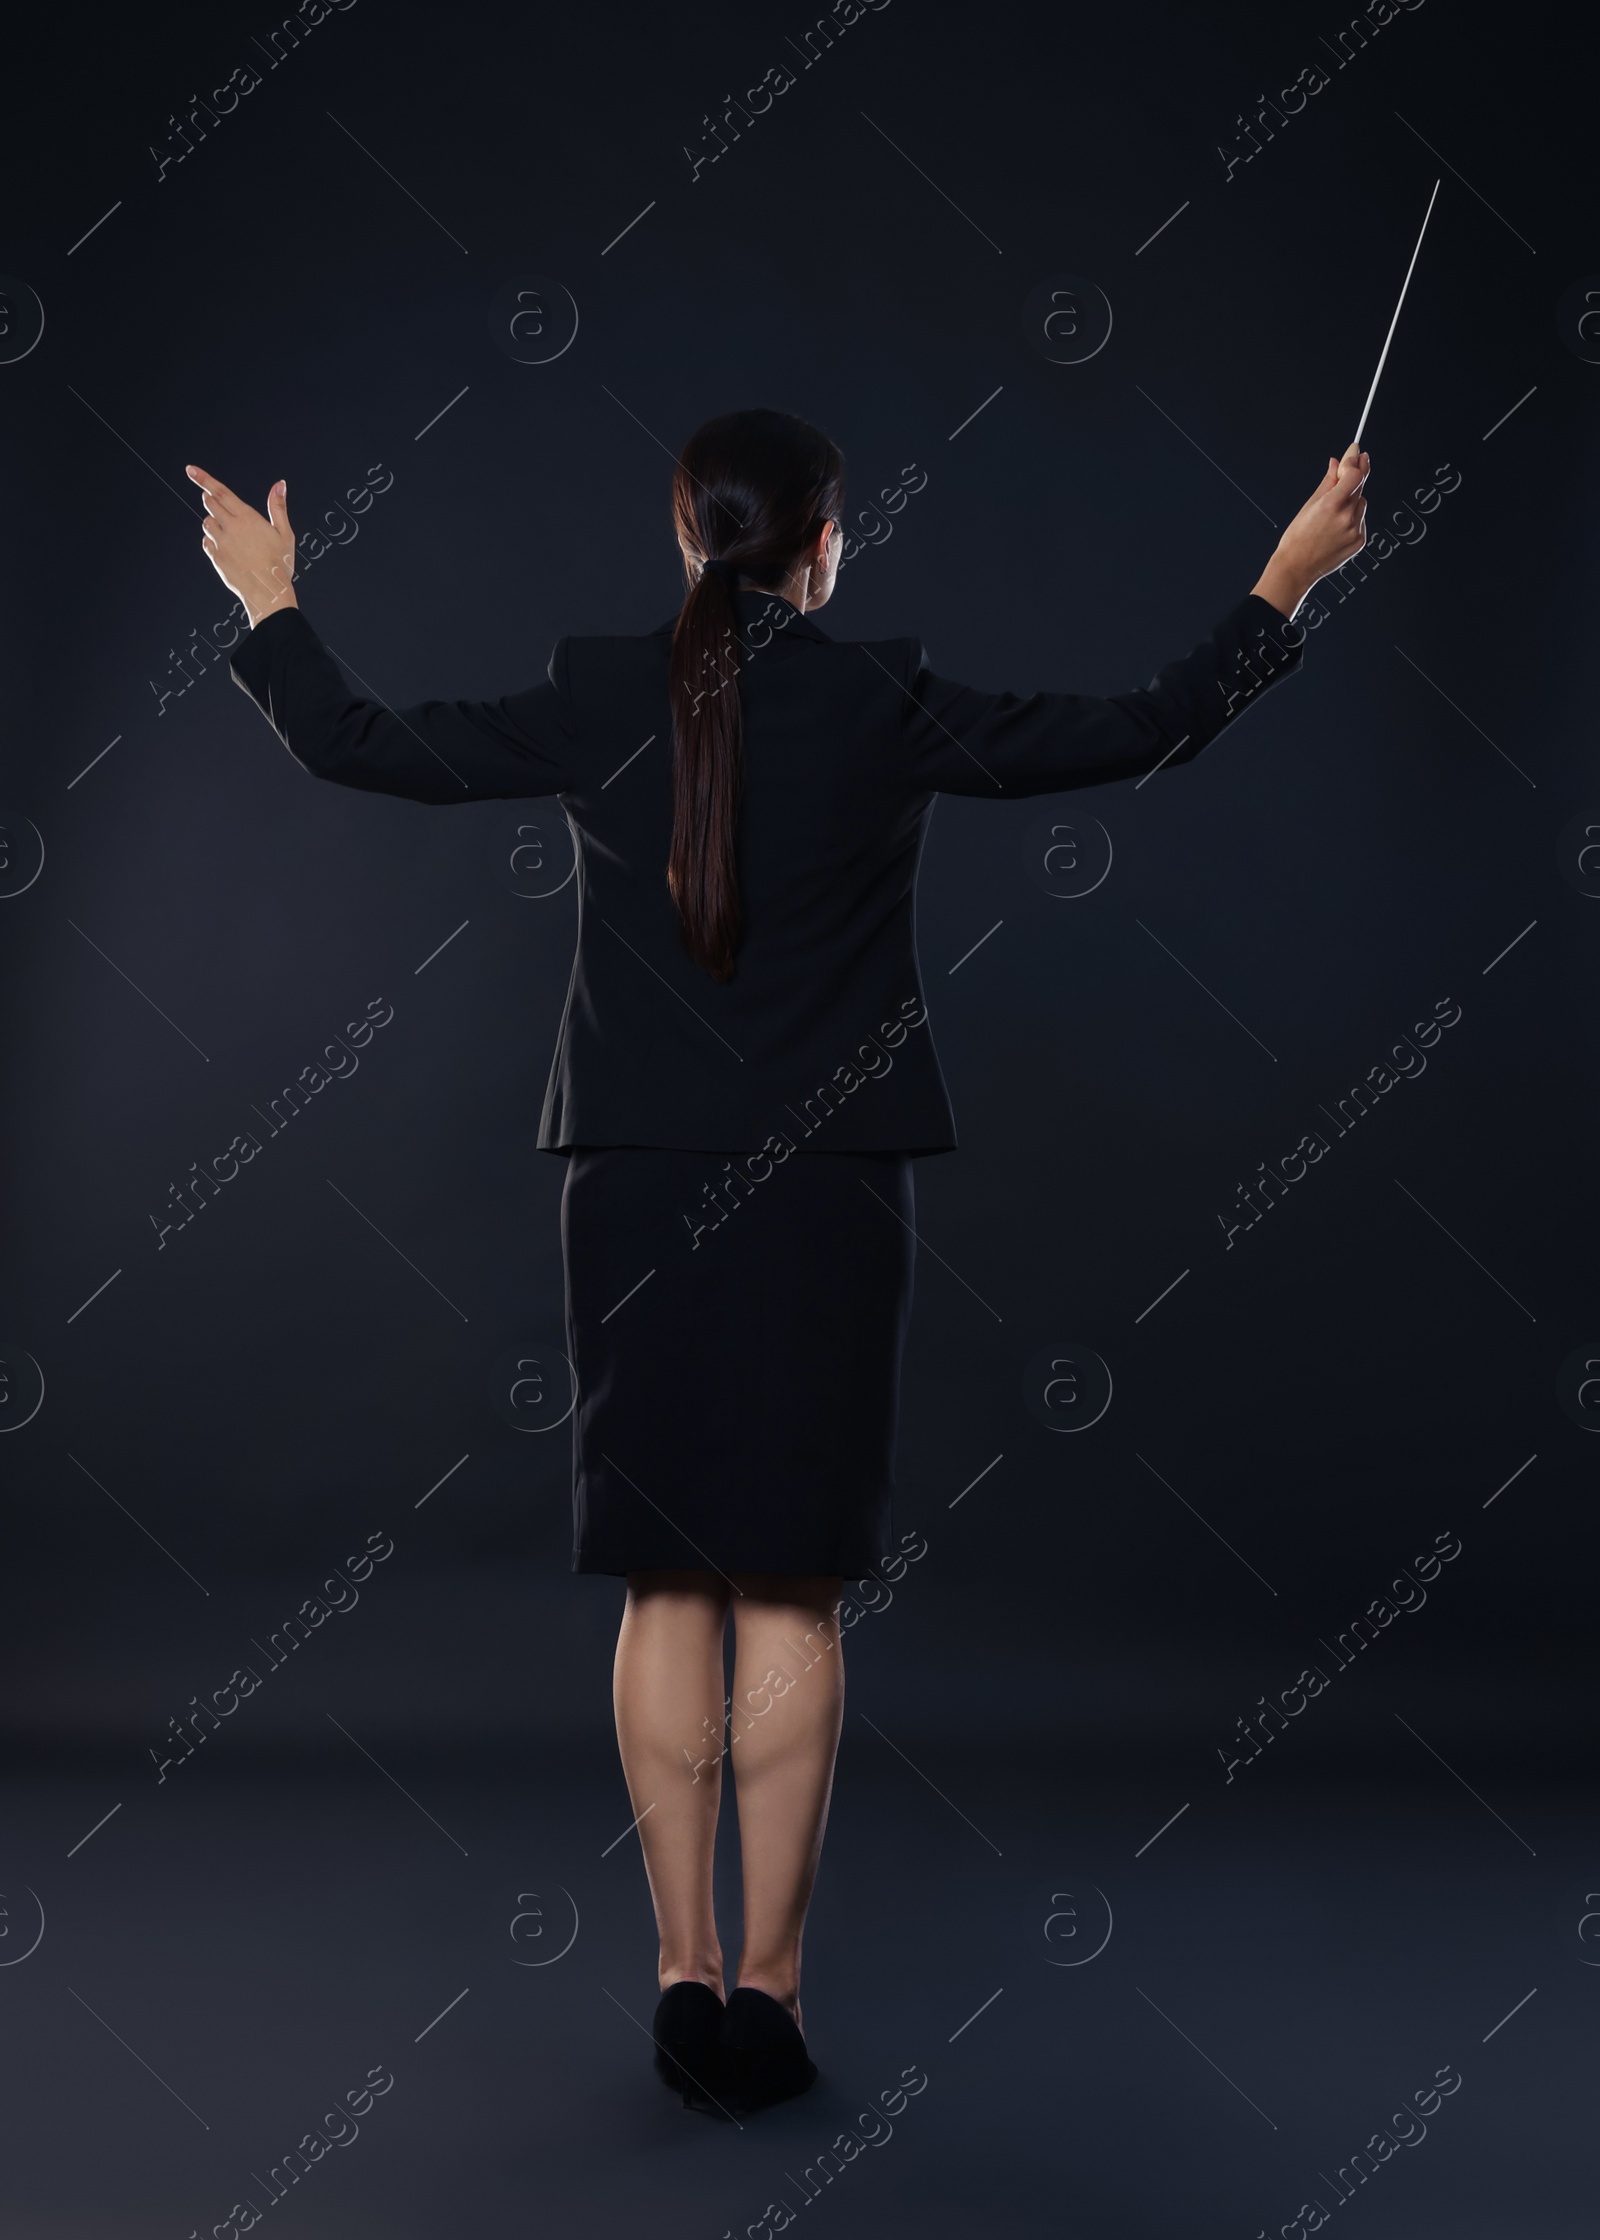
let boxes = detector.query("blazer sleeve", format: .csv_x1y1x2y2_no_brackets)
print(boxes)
899,594,1306,796
229,605,579,802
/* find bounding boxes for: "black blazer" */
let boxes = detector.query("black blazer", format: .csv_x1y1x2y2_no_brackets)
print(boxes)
231,588,1305,1154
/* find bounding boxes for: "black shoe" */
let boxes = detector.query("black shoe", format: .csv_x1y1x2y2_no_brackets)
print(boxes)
651,1980,725,2108
720,1986,818,2112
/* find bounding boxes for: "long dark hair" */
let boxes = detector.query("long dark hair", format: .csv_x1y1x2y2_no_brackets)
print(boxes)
668,408,845,981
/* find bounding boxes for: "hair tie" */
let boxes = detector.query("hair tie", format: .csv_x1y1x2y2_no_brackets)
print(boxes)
700,557,741,584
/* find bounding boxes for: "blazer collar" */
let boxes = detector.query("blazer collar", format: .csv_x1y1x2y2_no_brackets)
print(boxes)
652,589,831,645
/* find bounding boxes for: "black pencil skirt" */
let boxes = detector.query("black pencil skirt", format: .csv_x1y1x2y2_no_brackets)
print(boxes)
561,1146,916,1578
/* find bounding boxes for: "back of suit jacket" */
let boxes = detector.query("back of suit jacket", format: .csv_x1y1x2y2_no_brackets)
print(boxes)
231,585,1305,1153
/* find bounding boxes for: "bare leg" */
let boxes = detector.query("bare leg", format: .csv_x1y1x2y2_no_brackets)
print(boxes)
726,1574,845,2033
613,1569,732,1994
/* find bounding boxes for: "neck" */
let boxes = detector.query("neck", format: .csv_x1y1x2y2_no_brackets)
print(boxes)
739,570,808,610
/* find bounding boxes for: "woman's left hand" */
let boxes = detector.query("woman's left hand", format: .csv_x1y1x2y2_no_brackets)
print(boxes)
186,465,297,626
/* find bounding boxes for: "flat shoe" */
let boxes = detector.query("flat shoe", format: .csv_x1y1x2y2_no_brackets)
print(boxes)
720,1986,818,2112
651,1980,724,2108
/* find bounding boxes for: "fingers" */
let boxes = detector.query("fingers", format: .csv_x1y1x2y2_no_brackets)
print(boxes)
186,464,241,516
266,478,291,534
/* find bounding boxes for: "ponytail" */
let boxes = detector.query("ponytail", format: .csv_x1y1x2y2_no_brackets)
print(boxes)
667,563,745,982
667,410,844,982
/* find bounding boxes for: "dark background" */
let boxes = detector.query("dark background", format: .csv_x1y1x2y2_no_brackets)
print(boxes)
1,0,1594,2232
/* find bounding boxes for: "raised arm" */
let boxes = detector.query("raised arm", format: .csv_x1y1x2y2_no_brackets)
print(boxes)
188,465,576,802
902,443,1369,798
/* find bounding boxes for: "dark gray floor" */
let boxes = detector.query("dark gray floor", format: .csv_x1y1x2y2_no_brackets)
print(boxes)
2,1751,1588,2236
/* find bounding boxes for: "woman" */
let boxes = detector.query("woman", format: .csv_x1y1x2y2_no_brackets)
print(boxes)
191,410,1367,2115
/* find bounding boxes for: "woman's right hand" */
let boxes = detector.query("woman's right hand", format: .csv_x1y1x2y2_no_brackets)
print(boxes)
1252,442,1369,618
